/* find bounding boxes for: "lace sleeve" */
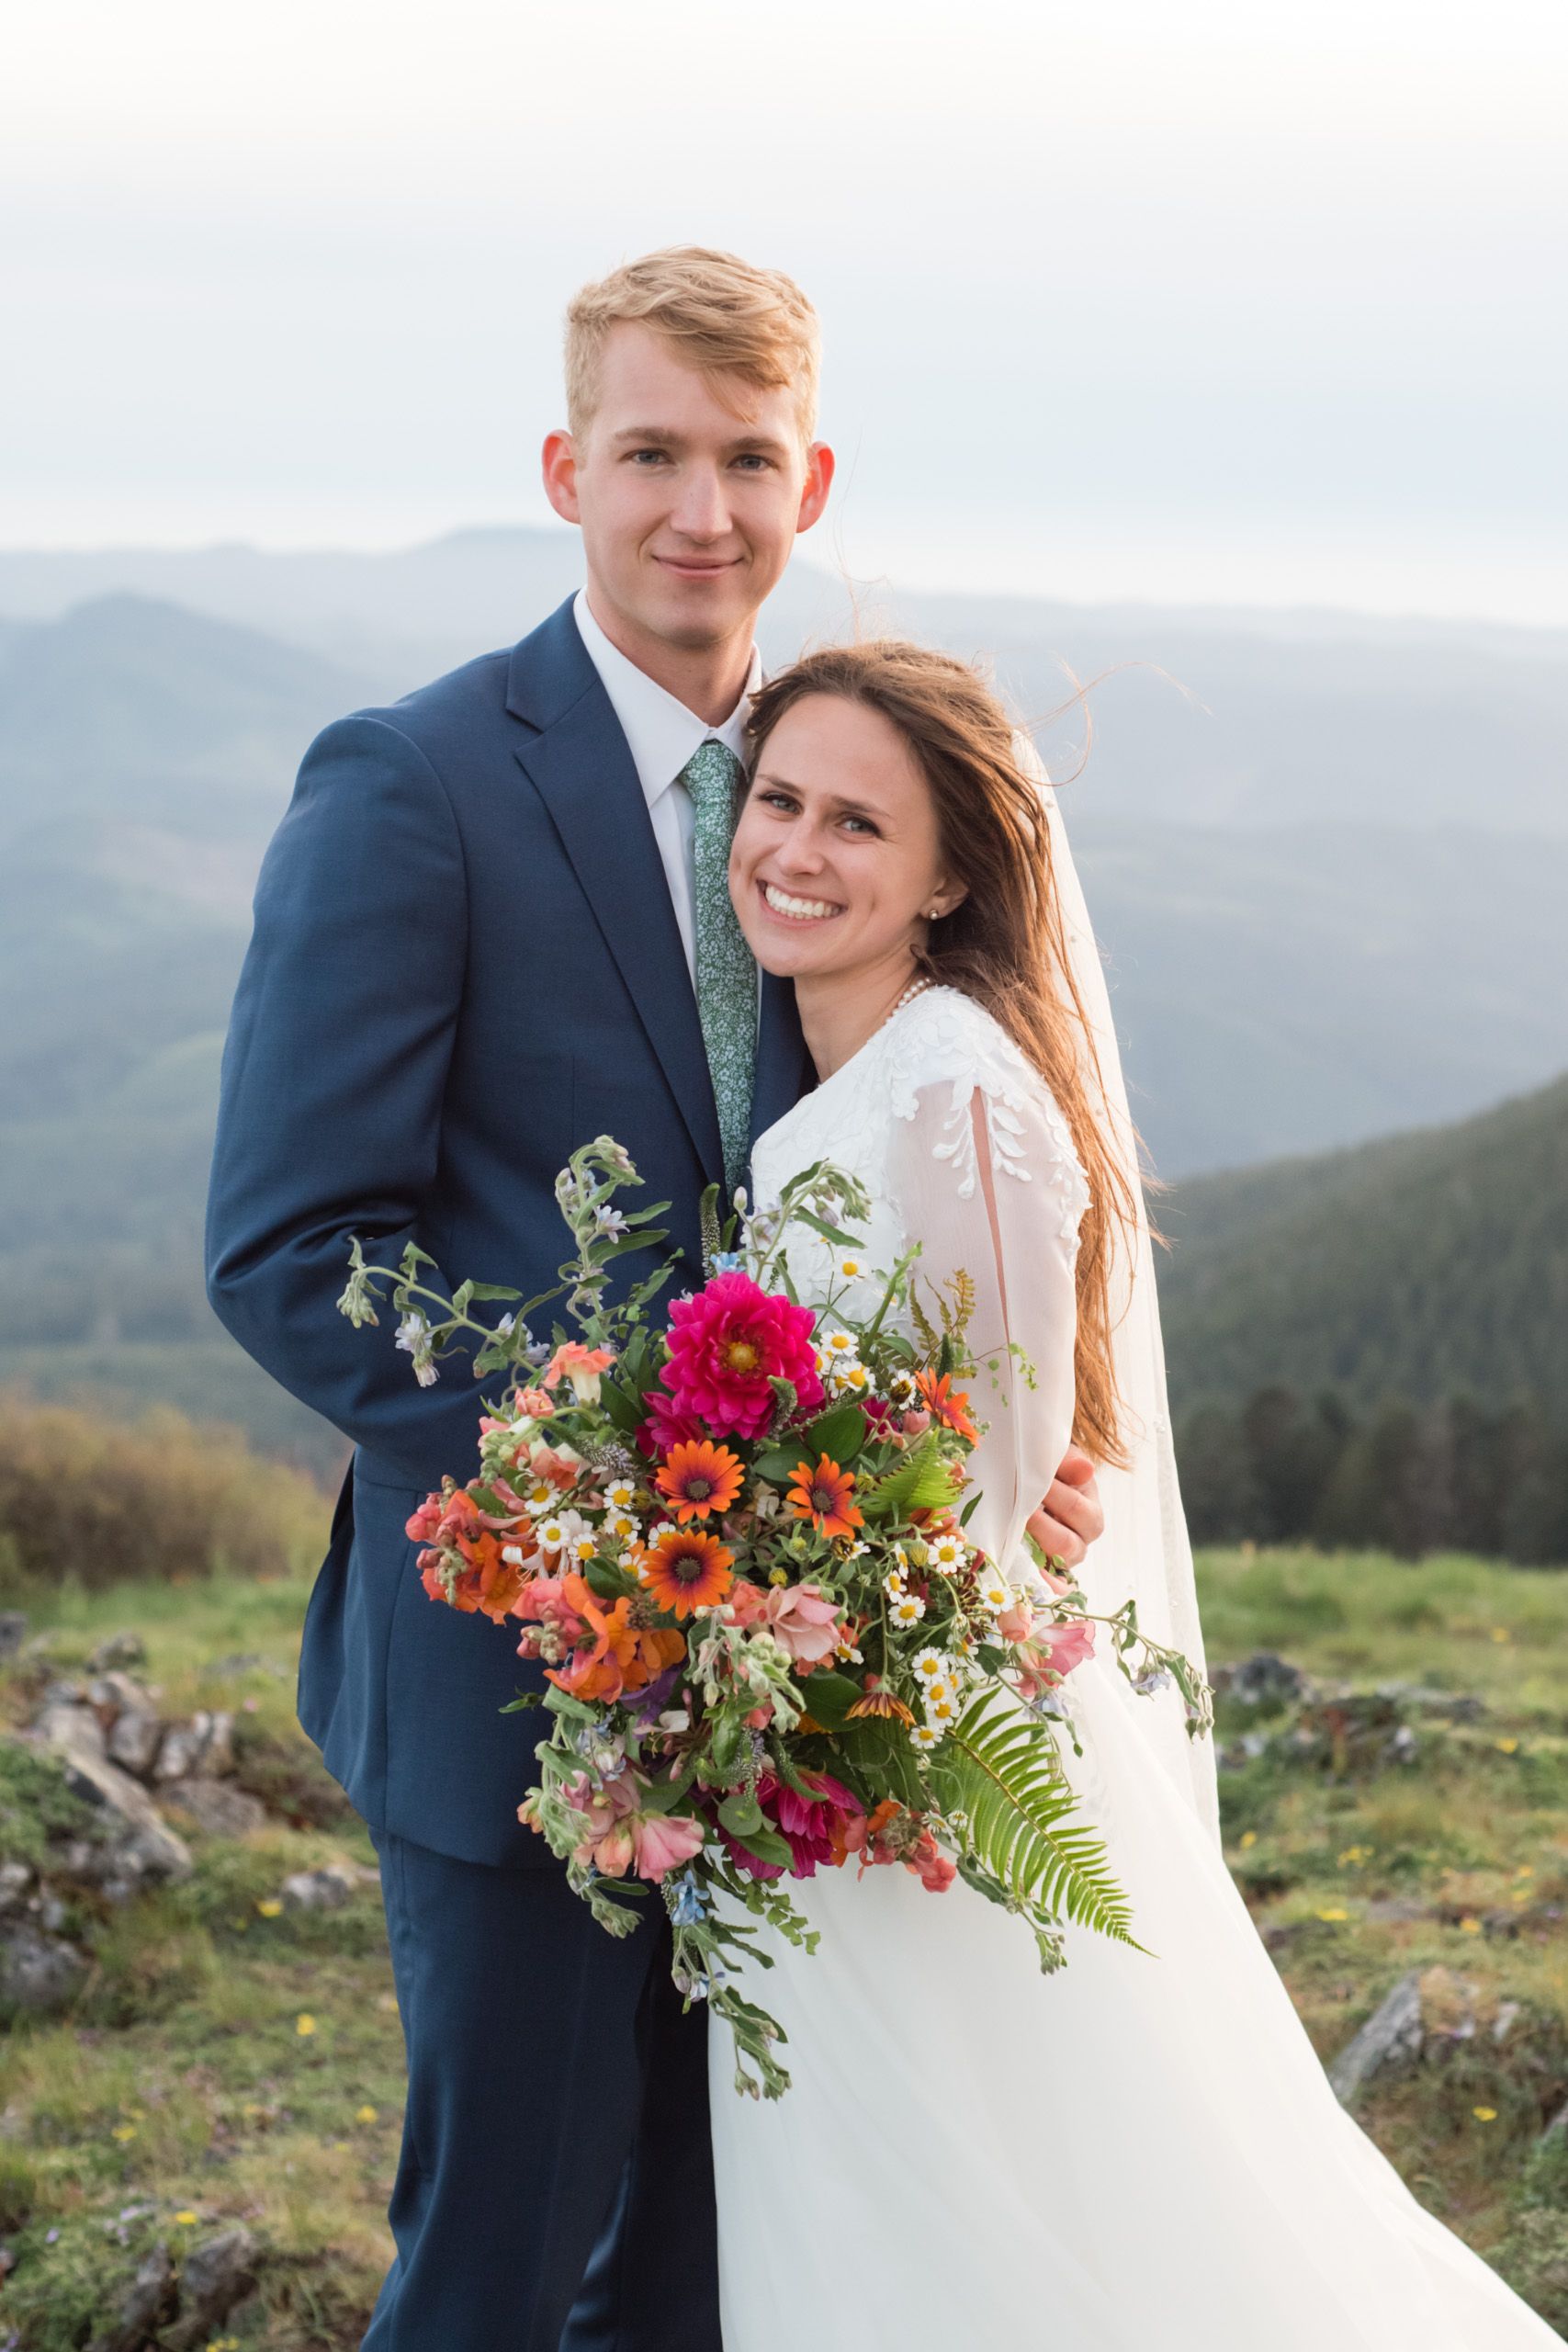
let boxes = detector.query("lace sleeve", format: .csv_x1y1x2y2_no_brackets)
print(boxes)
885,1015,1089,1577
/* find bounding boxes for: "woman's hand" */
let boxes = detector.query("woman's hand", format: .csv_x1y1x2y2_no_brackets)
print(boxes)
1026,1443,1104,1570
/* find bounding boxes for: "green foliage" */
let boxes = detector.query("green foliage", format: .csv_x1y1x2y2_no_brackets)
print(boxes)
0,1391,327,1593
935,1690,1136,1945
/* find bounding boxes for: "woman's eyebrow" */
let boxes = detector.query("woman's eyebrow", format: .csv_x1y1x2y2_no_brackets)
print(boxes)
753,770,890,822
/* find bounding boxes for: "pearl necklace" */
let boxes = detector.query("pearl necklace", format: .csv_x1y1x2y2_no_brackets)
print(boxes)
888,976,932,1020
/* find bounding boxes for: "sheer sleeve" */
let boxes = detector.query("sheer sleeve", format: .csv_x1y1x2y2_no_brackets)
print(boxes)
884,1029,1089,1580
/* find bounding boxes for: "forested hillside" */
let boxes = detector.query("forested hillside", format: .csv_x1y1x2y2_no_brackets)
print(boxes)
1161,1075,1568,1560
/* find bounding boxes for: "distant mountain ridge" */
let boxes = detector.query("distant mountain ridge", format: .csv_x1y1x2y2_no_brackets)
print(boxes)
5,528,1568,835
1159,1071,1568,1419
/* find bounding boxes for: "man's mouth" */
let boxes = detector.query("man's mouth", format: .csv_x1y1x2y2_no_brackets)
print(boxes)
759,880,845,923
655,554,741,580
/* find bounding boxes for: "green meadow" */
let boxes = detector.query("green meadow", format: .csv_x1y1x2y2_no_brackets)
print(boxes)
2,1514,1566,2341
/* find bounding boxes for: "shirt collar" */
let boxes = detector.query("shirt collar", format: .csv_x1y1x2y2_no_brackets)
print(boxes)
573,589,761,809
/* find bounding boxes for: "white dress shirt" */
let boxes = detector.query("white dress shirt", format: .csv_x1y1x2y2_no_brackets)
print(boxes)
572,589,761,984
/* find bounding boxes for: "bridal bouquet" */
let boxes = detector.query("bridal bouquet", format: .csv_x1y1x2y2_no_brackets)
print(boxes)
339,1138,1210,2097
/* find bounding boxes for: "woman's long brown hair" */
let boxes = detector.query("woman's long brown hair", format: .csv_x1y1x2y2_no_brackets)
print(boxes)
743,640,1136,1467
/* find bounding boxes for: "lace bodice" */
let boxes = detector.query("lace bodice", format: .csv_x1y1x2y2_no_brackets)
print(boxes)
750,986,1090,1573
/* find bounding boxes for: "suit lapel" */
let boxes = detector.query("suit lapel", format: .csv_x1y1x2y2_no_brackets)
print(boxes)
750,969,814,1163
508,604,726,1189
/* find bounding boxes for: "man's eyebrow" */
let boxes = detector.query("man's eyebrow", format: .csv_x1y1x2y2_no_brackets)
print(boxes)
607,425,794,459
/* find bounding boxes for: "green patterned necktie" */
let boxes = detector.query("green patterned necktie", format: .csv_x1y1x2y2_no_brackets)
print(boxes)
681,738,757,1200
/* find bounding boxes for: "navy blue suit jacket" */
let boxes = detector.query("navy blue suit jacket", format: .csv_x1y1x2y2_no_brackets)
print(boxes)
207,597,811,1868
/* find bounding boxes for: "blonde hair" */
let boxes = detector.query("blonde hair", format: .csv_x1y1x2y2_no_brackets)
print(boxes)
745,642,1138,1469
564,245,820,441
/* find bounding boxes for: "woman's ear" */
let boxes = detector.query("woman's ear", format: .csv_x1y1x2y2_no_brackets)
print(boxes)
925,879,967,921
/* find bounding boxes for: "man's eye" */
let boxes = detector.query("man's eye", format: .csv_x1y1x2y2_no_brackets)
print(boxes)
734,454,772,471
629,448,671,465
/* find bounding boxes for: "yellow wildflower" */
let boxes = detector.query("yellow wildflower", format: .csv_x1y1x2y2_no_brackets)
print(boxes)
255,1897,283,1918
1472,2107,1498,2122
1316,1907,1348,1923
296,2013,317,2036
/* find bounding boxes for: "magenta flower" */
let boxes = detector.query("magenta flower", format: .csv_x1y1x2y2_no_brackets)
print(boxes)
658,1271,823,1442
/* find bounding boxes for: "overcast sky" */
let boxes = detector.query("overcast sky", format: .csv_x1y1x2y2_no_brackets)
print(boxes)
5,0,1565,621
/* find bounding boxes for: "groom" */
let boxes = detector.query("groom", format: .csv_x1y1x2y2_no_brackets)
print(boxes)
206,247,1106,2348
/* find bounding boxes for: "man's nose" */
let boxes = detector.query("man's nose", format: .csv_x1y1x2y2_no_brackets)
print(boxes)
670,466,730,541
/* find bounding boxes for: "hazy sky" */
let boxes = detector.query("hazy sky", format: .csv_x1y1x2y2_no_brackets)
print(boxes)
5,0,1566,621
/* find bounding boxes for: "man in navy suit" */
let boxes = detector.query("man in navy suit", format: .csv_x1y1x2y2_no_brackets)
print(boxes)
206,246,1105,2348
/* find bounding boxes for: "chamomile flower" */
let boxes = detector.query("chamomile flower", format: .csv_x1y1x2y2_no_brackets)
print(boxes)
886,1368,918,1406
835,1631,864,1664
564,1528,599,1567
838,1253,868,1282
927,1532,967,1574
524,1480,558,1513
890,1591,928,1628
924,1683,961,1728
909,1723,942,1751
604,1508,641,1545
603,1477,639,1513
976,1567,1013,1613
911,1646,947,1684
837,1362,871,1394
534,1513,570,1555
884,1567,908,1600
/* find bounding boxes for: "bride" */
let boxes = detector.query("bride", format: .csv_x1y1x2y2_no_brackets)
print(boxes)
715,640,1554,2349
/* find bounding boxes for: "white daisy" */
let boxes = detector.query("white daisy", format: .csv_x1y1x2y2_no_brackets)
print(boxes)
884,1568,908,1600
911,1646,946,1683
928,1532,967,1574
603,1477,639,1512
535,1515,569,1554
822,1329,859,1360
890,1592,927,1628
909,1723,942,1752
976,1569,1012,1613
604,1509,640,1544
925,1685,961,1727
838,1254,867,1281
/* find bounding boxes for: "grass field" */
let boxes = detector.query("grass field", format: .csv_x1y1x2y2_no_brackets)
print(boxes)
1,1544,1565,2343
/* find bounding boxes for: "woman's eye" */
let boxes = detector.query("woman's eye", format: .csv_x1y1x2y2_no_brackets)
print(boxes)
840,815,877,836
761,792,797,814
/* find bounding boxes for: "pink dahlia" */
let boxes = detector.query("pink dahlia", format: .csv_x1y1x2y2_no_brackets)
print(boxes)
771,1771,862,1878
658,1270,823,1442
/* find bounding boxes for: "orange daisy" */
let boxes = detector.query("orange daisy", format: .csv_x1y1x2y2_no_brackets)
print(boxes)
655,1438,745,1524
914,1371,979,1443
786,1454,864,1542
638,1526,735,1620
846,1680,915,1725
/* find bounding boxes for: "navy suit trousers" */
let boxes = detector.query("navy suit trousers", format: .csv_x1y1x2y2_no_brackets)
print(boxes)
364,1834,722,2352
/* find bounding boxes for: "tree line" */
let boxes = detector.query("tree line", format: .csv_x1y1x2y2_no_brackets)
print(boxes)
1176,1386,1568,1566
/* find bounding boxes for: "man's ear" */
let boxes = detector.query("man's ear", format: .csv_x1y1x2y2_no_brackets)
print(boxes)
795,440,836,535
541,429,581,526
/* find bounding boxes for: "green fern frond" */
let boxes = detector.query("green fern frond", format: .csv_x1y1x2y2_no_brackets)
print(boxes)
909,1285,941,1354
939,1689,1139,1948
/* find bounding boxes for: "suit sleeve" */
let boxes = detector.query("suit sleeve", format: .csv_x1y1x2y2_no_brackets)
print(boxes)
205,714,468,1464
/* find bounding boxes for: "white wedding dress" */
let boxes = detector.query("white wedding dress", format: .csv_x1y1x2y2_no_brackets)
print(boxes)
712,981,1555,2350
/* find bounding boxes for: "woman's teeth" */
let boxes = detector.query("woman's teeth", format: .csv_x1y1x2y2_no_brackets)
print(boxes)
762,881,842,922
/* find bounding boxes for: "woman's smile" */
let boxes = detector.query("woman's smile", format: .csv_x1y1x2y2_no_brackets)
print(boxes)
757,878,846,924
